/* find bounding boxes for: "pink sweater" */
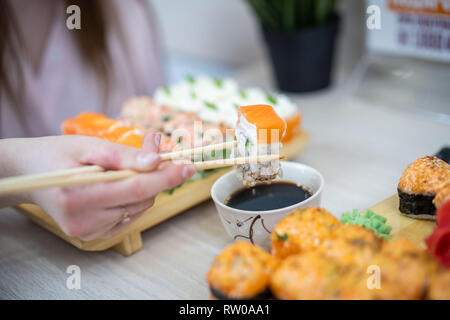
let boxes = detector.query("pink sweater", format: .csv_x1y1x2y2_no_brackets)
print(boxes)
1,0,164,138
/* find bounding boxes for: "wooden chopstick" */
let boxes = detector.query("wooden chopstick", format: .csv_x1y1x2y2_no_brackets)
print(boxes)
193,154,283,170
0,141,236,194
0,153,283,195
0,169,136,195
0,165,105,196
0,141,236,195
159,140,236,161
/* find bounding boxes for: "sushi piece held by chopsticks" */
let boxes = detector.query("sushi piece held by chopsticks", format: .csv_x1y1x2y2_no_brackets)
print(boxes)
235,104,286,186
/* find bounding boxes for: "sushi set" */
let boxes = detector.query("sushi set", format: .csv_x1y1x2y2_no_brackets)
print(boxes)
13,77,308,256
6,75,449,299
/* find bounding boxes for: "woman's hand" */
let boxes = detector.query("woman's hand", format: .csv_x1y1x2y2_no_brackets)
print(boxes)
0,131,196,240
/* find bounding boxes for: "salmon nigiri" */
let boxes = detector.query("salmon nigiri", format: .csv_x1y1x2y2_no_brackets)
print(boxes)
61,112,116,136
235,104,286,186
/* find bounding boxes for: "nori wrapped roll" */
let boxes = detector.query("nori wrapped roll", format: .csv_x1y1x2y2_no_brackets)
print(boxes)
398,156,450,220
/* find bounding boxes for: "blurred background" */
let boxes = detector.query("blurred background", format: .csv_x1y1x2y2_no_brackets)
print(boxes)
150,0,449,123
152,0,364,83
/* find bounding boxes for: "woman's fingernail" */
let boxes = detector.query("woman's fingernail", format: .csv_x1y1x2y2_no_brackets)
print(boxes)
136,152,159,170
182,165,196,179
155,133,161,148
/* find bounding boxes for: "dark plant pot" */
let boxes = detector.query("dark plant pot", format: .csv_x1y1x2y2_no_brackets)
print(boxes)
263,16,340,93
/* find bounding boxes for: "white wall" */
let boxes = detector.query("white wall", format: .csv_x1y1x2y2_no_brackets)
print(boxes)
149,0,366,69
149,0,265,67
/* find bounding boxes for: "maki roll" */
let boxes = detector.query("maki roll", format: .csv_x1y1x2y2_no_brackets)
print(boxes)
317,224,382,267
341,239,438,300
398,156,450,220
270,251,355,300
207,241,279,300
235,104,286,186
433,181,450,210
270,207,340,259
428,270,450,300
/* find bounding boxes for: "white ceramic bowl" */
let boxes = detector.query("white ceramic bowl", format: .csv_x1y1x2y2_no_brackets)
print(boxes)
211,161,324,249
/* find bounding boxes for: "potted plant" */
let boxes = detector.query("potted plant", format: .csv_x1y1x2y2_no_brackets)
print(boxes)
246,0,339,92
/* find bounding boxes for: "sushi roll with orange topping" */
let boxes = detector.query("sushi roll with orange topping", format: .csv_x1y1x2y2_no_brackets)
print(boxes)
270,207,340,259
340,239,438,300
433,181,450,210
427,270,450,300
235,104,286,186
317,224,382,267
270,251,356,300
398,156,450,220
207,241,279,300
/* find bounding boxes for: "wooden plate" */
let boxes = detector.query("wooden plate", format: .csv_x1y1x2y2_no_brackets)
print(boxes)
368,194,436,248
16,131,309,256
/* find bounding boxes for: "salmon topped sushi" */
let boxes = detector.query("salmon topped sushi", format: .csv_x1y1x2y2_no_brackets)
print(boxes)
235,104,287,186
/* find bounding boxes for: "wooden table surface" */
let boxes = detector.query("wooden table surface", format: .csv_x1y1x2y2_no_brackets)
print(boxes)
1,59,449,300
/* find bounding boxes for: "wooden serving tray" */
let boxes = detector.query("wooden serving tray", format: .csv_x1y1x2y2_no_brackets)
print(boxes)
368,194,436,248
16,131,309,256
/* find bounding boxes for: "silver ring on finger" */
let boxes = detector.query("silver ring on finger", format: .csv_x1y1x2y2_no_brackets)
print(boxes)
121,207,131,224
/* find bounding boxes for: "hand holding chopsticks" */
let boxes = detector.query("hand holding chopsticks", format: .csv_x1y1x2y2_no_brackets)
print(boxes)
0,141,283,196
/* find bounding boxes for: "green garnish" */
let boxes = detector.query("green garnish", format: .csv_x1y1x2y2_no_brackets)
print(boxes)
204,101,218,111
276,233,288,241
162,115,171,122
340,209,392,239
177,136,183,144
163,86,171,95
165,168,227,194
191,91,197,99
239,90,247,99
167,184,182,195
194,170,208,179
186,75,196,84
266,93,277,105
234,103,240,110
245,139,252,155
213,77,223,88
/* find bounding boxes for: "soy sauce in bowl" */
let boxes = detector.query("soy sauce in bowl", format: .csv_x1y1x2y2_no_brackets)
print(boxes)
225,181,313,211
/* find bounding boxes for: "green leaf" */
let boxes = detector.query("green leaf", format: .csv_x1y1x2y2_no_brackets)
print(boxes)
315,0,329,25
247,0,280,30
239,90,247,99
246,0,337,30
191,91,197,99
276,232,289,241
283,0,295,31
204,101,219,111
